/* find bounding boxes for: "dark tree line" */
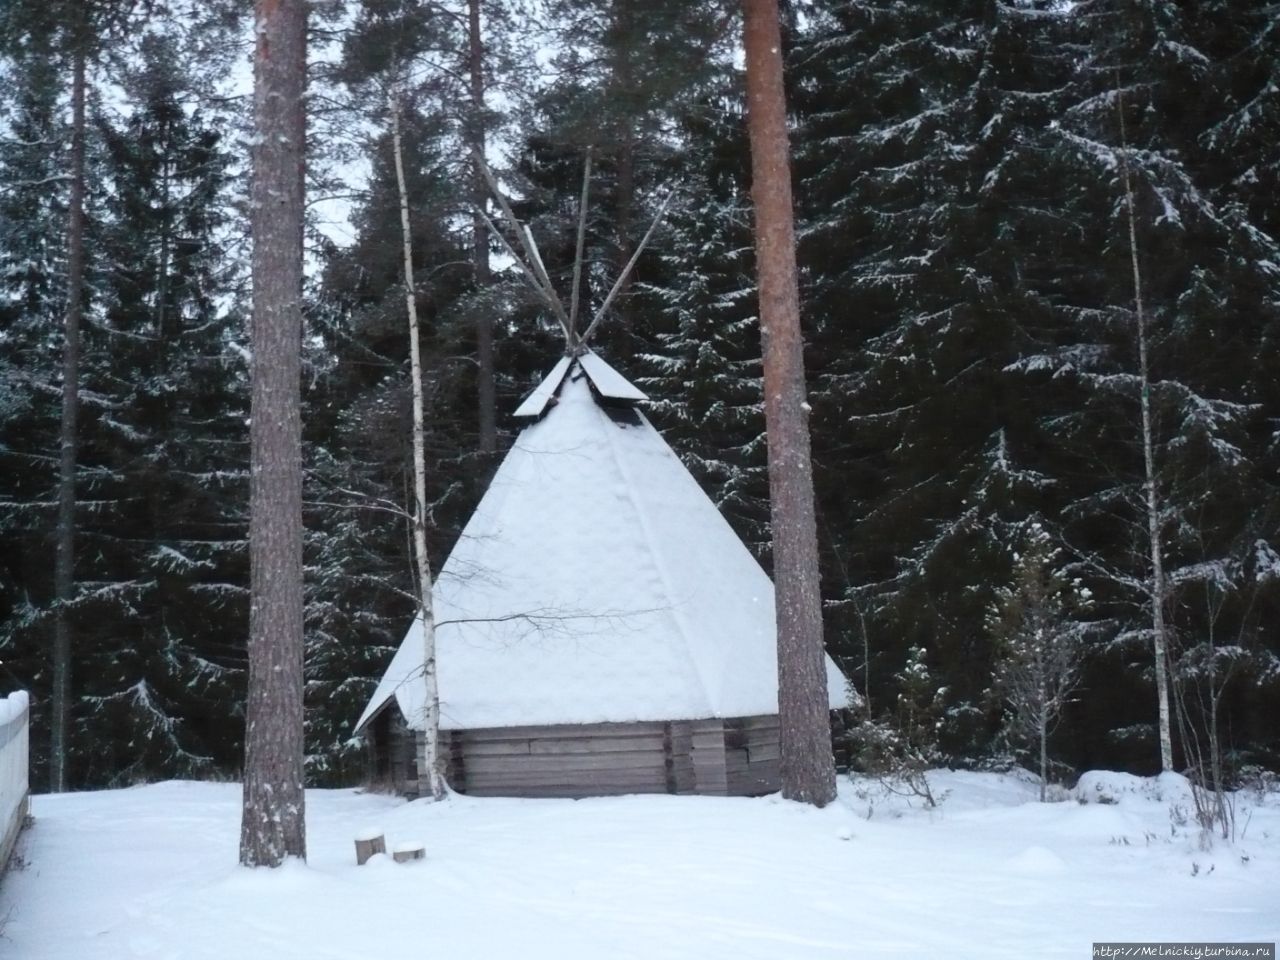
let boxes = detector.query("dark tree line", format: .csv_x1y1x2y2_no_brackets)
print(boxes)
0,0,1276,791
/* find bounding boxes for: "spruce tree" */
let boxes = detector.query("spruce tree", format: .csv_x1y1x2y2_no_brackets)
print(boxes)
75,27,245,784
1021,0,1280,770
637,89,770,556
0,18,69,784
793,0,1070,719
987,521,1091,798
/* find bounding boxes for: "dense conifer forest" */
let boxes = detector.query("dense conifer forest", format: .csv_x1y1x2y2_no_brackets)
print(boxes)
1,0,1276,791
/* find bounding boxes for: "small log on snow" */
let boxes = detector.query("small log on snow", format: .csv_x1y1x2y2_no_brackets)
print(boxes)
354,828,386,865
392,841,425,864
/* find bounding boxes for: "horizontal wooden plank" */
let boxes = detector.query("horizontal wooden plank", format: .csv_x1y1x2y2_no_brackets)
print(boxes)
463,784,669,799
465,752,667,775
526,736,666,755
456,720,670,741
462,773,669,791
456,740,532,757
747,743,780,762
463,769,667,788
455,737,665,752
462,767,669,784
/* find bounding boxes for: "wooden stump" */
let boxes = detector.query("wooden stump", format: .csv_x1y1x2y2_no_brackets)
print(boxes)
392,842,425,863
354,829,386,865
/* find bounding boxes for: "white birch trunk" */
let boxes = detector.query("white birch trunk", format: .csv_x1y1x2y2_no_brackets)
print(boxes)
1118,113,1175,773
389,86,446,801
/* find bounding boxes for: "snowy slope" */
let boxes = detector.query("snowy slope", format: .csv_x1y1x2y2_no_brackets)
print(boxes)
4,772,1277,960
359,361,847,732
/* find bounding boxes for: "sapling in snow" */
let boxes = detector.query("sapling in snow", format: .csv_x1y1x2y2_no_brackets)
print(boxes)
850,645,946,807
987,522,1090,801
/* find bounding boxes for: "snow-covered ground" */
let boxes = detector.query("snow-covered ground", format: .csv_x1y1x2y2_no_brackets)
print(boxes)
3,771,1276,959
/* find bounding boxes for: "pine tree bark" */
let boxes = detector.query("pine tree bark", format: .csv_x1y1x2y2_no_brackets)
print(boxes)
468,0,495,454
390,88,446,802
1118,98,1174,773
741,0,837,807
50,39,87,794
240,0,308,867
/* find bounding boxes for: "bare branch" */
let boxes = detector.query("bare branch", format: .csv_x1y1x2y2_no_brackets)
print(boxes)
471,148,573,340
305,499,411,521
580,187,676,347
477,208,568,324
568,150,593,341
7,174,74,188
522,223,559,308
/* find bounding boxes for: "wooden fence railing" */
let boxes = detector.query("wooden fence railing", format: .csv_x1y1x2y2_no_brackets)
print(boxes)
0,690,30,873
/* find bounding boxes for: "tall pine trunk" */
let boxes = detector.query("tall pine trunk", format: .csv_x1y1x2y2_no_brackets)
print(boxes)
51,40,87,794
390,88,446,801
741,0,836,807
468,0,495,454
240,0,308,867
1118,99,1174,773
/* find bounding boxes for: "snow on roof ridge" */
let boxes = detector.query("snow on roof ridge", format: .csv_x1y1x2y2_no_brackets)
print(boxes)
578,349,648,403
513,355,572,419
513,350,646,420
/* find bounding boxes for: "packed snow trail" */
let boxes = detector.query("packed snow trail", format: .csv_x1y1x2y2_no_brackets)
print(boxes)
2,771,1276,959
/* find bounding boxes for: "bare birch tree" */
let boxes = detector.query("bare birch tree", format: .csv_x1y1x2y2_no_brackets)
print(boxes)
741,0,836,807
390,83,446,801
1117,92,1174,773
240,0,308,867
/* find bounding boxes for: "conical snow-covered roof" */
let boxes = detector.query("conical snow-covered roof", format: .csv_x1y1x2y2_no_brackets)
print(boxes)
356,352,848,733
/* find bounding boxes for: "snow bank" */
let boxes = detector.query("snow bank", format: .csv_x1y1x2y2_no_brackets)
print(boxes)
1075,769,1195,808
4,771,1278,960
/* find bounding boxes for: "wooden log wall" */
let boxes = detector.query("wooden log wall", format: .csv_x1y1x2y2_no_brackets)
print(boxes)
690,718,728,795
431,720,670,798
725,714,782,796
414,715,783,799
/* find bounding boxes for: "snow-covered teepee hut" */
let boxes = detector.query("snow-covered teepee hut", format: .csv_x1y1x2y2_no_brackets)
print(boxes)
355,158,847,799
